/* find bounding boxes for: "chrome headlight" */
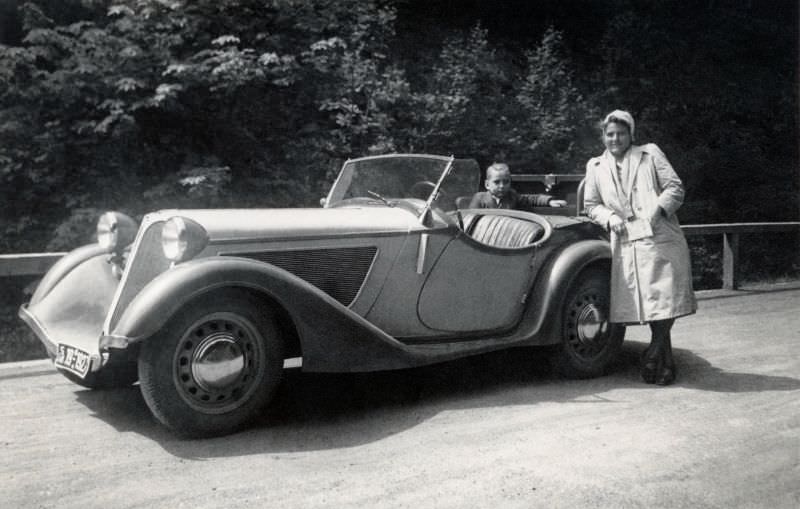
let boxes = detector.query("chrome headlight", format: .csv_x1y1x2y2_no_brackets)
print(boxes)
97,212,138,253
162,216,209,263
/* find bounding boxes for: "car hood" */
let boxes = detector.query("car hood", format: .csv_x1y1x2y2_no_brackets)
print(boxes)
149,206,426,241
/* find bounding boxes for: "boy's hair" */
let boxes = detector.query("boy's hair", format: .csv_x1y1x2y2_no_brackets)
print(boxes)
486,162,510,176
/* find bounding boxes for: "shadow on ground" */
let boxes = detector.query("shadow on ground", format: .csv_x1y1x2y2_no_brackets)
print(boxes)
74,341,800,459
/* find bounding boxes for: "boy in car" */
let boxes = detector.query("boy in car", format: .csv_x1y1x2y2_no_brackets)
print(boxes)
469,163,567,209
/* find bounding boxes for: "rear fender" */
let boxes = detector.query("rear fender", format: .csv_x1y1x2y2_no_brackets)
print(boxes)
521,239,611,345
103,257,422,372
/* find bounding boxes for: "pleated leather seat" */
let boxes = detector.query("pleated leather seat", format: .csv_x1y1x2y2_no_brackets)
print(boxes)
462,214,544,248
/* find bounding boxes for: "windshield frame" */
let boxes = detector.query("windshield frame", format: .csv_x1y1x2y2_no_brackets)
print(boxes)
418,155,454,222
324,154,477,215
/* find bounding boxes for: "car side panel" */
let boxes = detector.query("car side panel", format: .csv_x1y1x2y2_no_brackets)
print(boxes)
362,230,453,337
417,236,534,332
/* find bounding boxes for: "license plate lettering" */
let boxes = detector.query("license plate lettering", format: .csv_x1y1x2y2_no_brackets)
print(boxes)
55,344,92,378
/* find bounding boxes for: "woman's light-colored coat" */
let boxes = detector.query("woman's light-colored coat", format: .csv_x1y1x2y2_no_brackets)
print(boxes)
584,143,697,324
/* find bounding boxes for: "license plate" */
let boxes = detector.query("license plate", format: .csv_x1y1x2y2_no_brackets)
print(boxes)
54,344,92,378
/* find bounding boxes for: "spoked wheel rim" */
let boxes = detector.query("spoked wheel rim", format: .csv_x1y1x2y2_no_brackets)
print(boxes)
173,312,266,414
566,292,612,361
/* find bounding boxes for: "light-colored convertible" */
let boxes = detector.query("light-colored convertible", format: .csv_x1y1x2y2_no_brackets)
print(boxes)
20,154,624,437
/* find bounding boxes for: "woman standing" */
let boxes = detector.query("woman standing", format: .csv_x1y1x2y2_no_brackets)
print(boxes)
583,110,697,385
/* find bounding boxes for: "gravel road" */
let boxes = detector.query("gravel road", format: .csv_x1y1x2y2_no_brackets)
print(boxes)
1,282,799,509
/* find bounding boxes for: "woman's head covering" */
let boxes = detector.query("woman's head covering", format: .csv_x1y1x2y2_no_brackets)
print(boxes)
602,110,635,140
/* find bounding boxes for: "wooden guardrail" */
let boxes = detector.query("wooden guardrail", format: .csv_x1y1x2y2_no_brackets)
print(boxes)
0,253,66,277
0,222,798,290
681,222,800,290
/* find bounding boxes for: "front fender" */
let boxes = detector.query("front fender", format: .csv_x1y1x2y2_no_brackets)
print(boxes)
520,239,612,345
103,257,424,372
30,244,110,306
21,249,120,363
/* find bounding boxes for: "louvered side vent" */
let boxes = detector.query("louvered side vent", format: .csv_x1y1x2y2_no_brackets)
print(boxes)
229,247,378,306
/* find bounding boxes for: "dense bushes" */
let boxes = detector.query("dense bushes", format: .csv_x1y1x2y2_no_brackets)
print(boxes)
0,0,797,256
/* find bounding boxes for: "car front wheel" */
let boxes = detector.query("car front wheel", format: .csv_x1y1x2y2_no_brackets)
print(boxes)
553,268,624,378
138,289,284,437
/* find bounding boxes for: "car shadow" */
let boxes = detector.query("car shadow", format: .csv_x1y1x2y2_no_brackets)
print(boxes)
73,341,800,458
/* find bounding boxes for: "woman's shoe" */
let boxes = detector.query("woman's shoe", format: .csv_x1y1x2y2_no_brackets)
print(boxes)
655,361,676,386
656,335,676,386
640,347,660,384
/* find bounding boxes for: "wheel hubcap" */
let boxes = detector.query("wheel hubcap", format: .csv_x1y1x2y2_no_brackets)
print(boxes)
174,313,263,414
577,304,608,343
191,335,245,392
567,294,611,359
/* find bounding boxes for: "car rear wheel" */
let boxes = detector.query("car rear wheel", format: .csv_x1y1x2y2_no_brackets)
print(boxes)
138,289,283,437
553,268,625,378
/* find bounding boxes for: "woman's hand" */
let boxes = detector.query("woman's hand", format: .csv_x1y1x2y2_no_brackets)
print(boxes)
648,206,665,225
608,214,625,234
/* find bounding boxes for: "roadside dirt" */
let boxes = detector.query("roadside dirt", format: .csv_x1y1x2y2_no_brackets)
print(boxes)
1,282,799,509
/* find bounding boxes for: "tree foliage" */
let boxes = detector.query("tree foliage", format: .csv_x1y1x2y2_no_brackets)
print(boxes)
0,0,796,252
586,1,798,224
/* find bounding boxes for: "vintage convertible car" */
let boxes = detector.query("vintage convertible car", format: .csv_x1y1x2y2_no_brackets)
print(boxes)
20,154,624,437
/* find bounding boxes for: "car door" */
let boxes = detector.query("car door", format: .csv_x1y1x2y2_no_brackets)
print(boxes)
416,218,539,334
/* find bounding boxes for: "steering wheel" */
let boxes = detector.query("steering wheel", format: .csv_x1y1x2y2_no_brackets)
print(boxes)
410,180,447,202
410,180,435,199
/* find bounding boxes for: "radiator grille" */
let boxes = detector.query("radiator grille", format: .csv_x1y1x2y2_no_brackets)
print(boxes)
229,246,377,306
108,222,171,329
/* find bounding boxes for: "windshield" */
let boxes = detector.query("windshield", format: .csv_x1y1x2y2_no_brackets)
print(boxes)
325,154,479,212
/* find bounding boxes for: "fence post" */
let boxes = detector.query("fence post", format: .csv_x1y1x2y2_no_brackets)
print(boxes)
722,232,739,290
